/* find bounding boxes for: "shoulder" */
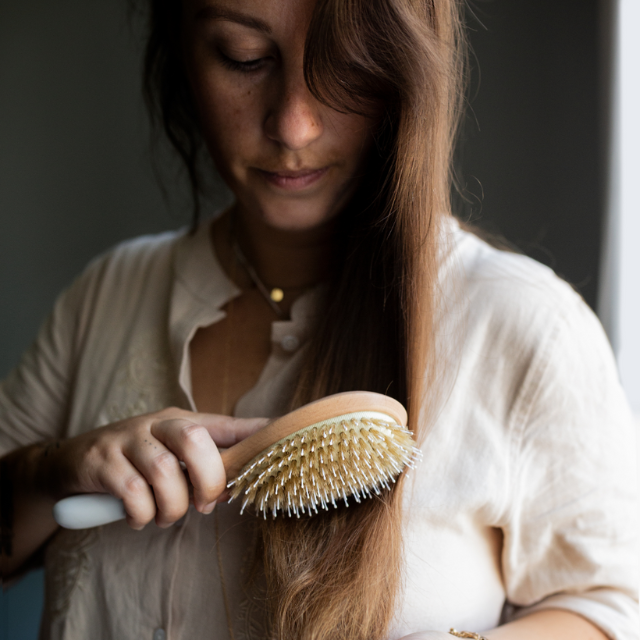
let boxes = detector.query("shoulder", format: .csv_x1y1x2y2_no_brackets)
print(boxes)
448,220,584,321
62,228,188,307
46,228,190,348
78,228,187,288
439,218,625,435
443,218,602,359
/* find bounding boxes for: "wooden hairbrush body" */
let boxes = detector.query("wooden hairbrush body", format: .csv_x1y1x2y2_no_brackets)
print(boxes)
53,391,419,528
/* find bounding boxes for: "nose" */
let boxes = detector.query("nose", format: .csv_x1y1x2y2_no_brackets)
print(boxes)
264,73,324,151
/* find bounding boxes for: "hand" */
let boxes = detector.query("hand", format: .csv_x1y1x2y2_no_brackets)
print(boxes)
41,407,268,530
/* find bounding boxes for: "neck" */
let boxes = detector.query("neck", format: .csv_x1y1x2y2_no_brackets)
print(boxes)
214,206,336,293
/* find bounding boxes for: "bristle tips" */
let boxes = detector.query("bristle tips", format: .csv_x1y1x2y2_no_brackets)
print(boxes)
227,417,421,518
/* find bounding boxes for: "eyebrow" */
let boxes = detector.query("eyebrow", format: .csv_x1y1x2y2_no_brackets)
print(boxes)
195,6,272,35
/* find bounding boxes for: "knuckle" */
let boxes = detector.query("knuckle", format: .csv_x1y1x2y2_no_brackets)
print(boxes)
85,440,116,470
157,406,183,419
115,415,143,433
177,423,209,448
149,451,179,479
124,474,148,497
121,477,155,528
83,443,102,467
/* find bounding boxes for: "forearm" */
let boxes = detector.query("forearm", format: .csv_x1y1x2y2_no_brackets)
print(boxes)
0,443,59,579
485,609,608,640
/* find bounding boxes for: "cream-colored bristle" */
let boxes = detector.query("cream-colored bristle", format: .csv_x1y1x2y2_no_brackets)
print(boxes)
227,413,422,518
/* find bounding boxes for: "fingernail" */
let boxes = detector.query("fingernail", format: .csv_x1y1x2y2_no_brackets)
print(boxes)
202,501,216,514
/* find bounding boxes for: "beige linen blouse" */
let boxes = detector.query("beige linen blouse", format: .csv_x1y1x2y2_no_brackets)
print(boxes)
0,217,637,640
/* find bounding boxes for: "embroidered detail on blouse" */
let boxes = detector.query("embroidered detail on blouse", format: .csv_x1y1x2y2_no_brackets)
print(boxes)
235,581,268,640
104,330,178,423
45,527,100,622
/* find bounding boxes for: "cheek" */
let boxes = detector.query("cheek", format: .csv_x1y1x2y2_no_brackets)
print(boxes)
191,74,262,169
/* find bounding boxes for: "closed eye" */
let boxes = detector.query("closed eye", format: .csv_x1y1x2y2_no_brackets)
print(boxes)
218,51,268,73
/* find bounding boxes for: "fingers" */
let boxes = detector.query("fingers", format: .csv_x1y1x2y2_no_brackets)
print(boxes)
151,418,226,514
66,408,269,532
96,453,156,530
123,433,190,528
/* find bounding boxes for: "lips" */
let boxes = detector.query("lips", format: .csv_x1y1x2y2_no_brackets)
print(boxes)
257,167,329,191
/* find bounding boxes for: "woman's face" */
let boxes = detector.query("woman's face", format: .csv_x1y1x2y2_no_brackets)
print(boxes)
182,0,374,231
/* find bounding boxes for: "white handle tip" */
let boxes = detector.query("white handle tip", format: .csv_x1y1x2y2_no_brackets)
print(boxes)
54,494,126,529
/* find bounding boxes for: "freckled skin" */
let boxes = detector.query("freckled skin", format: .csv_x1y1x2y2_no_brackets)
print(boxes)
181,0,374,232
180,0,376,416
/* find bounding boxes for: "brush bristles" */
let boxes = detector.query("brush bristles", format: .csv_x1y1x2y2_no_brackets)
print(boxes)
227,415,422,518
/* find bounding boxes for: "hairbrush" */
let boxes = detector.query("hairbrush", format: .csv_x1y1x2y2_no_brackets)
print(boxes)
53,391,420,529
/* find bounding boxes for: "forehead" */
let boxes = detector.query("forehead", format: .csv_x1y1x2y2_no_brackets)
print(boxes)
184,0,317,35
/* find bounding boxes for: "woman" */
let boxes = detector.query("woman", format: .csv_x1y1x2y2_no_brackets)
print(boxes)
0,0,637,639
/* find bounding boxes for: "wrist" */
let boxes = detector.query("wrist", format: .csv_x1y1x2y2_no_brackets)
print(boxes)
21,441,64,503
1,443,62,578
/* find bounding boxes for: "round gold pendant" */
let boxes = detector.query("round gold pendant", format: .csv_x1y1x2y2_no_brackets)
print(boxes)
270,288,284,303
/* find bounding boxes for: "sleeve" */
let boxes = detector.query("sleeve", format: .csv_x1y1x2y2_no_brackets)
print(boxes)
0,259,103,455
500,294,639,640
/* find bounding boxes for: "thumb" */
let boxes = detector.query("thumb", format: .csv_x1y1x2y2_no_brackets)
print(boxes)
187,413,269,448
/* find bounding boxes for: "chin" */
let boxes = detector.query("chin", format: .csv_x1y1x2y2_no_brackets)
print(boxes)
257,199,341,232
263,215,330,232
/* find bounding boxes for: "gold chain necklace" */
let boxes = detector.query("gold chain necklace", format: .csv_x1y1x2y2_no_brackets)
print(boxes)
231,237,286,319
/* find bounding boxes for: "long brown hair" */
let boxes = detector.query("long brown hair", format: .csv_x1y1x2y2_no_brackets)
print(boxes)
142,1,466,638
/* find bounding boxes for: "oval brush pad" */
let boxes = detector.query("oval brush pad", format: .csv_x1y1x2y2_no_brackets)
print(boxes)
228,400,419,518
53,391,420,528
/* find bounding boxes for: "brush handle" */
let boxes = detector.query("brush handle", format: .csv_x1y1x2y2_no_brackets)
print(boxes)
53,493,127,529
53,392,407,529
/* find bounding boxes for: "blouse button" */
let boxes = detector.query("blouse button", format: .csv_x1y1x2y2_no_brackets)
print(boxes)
281,335,300,352
153,629,166,640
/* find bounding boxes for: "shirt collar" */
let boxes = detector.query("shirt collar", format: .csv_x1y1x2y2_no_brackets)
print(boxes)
166,214,461,410
169,218,241,408
168,217,321,411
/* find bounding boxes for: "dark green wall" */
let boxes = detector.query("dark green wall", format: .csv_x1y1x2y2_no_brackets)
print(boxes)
458,0,611,310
